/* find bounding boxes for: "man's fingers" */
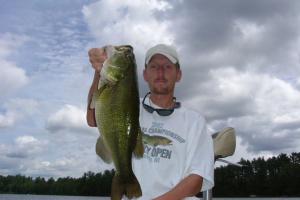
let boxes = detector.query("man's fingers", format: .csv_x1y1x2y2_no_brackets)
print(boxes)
88,47,108,72
88,48,107,57
88,48,107,61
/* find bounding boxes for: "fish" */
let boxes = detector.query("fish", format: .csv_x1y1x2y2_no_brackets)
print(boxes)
93,45,144,200
142,133,172,146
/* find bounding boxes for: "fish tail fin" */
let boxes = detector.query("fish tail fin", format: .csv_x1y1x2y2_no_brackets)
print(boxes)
125,174,142,199
133,128,144,158
111,174,142,200
111,174,125,200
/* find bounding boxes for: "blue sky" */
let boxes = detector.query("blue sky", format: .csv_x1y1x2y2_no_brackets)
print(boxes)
1,0,300,178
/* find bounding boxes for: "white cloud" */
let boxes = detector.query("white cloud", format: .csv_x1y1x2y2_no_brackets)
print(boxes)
0,112,15,128
46,104,89,133
7,98,39,115
0,33,29,97
0,33,28,57
82,0,174,59
187,68,300,152
296,78,300,90
31,157,77,172
6,135,46,158
0,98,39,128
16,135,39,146
0,60,28,97
19,154,112,178
234,19,266,42
187,67,300,118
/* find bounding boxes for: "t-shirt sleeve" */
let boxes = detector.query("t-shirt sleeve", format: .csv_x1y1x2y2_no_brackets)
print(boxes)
184,115,214,192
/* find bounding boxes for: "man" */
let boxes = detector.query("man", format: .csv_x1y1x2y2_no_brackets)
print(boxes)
87,44,214,199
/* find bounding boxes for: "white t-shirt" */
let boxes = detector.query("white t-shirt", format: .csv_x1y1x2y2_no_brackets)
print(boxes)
127,97,214,200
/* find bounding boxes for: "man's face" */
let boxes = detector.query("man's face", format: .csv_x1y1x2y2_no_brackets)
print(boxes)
143,54,181,95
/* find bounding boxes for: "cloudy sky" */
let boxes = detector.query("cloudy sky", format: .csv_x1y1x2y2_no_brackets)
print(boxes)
1,0,300,178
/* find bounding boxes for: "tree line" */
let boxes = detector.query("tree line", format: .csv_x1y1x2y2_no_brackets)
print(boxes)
0,152,299,197
214,152,300,197
0,170,114,196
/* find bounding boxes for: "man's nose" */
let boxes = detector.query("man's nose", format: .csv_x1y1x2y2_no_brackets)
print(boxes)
156,65,165,75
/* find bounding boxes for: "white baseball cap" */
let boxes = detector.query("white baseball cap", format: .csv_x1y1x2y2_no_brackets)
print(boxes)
145,44,180,66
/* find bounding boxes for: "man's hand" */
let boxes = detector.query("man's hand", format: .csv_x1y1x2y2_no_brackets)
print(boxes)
86,47,108,127
88,47,107,73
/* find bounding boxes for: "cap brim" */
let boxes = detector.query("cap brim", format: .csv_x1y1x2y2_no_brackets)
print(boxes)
146,52,177,65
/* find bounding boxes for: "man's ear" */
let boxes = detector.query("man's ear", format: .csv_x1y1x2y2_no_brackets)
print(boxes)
143,69,148,82
176,69,182,82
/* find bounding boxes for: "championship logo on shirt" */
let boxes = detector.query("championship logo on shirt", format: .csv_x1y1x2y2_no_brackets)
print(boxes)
141,122,186,163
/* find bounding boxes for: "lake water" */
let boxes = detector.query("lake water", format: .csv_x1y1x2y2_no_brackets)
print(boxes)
0,194,299,200
0,195,106,200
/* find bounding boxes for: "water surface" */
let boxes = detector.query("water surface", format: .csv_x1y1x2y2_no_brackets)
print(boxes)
0,194,299,200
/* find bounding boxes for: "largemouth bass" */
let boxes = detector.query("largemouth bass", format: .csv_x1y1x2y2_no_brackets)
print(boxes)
93,45,144,199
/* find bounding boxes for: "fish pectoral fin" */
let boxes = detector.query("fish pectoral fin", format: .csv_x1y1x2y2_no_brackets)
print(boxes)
133,128,144,158
142,133,172,147
95,136,112,164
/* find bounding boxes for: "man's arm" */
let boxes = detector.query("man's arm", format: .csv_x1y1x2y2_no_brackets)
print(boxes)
86,48,107,127
154,174,203,200
86,70,100,127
